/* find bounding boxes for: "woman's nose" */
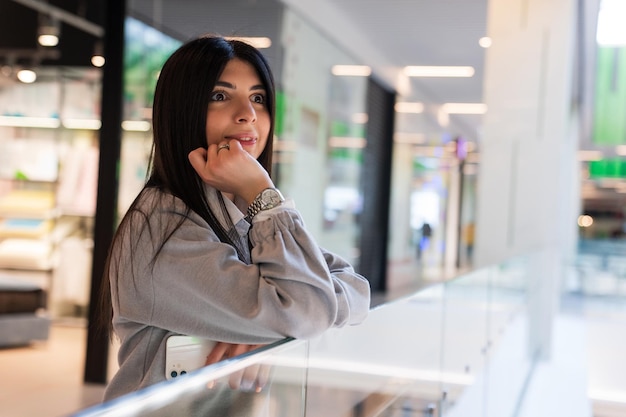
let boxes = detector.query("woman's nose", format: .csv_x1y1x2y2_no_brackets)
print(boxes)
235,100,256,123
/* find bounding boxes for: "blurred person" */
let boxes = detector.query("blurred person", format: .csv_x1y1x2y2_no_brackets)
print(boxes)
416,222,432,259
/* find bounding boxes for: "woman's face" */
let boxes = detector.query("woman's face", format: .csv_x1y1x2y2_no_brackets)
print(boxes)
205,58,270,159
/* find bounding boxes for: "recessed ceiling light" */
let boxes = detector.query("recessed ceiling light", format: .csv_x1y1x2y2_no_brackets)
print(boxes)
578,150,603,161
395,102,424,113
17,69,37,83
352,113,368,124
91,55,105,67
38,15,60,47
331,65,372,76
596,0,626,45
441,103,487,114
328,137,367,148
394,132,425,144
403,66,475,77
479,37,492,48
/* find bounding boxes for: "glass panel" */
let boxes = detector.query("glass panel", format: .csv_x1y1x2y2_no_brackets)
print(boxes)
439,270,489,416
277,9,367,265
73,339,308,417
70,259,546,416
117,16,181,215
484,256,531,417
305,286,444,416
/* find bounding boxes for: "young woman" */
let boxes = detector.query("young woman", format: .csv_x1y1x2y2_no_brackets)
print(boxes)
100,35,371,401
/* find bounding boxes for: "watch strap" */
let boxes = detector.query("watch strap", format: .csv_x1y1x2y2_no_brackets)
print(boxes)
246,188,284,220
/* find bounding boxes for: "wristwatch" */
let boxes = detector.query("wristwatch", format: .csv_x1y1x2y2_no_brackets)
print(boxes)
246,188,285,219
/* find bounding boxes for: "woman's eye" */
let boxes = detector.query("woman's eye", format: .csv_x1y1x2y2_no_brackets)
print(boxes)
251,94,265,104
210,91,227,101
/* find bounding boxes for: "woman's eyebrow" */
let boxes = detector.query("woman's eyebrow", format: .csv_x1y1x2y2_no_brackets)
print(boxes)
214,81,265,91
215,81,235,89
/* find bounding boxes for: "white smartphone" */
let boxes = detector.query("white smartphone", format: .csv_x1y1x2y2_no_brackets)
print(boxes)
165,335,216,380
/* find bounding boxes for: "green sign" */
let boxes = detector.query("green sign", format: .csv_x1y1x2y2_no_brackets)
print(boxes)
593,47,626,145
589,158,626,178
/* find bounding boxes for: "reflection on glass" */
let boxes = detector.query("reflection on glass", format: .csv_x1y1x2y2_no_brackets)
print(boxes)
73,340,308,417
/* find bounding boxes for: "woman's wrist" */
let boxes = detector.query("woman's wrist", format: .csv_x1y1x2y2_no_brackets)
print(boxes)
243,180,274,206
246,188,285,220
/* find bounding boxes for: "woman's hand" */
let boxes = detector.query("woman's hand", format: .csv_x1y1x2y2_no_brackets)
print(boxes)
205,342,271,392
188,139,273,204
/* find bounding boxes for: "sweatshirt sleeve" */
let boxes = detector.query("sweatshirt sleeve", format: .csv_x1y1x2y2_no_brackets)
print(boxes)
112,201,370,345
249,209,370,328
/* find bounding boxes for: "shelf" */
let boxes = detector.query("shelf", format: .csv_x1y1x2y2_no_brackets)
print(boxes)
0,115,151,131
0,238,57,271
0,189,58,219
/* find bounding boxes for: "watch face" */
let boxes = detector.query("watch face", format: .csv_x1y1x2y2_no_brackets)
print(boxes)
261,189,283,209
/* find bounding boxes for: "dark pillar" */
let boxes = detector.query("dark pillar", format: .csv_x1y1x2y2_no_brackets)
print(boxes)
84,0,126,384
357,78,396,292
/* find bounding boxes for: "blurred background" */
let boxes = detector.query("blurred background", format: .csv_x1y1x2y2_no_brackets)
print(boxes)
0,0,625,416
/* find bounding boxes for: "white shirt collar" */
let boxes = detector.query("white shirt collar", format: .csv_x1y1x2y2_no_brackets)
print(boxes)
203,184,249,232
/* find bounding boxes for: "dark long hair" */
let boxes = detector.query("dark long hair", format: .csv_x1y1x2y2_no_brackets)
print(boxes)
97,35,276,335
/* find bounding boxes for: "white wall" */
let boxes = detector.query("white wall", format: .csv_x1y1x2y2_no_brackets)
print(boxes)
475,0,580,267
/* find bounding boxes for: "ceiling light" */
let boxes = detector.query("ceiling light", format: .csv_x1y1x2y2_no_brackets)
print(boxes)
122,120,151,132
394,132,425,144
328,137,367,148
224,37,272,49
0,116,60,128
38,15,60,47
441,103,487,114
578,150,603,161
352,113,368,124
403,66,475,77
331,65,372,76
91,41,105,67
577,215,593,227
395,102,424,113
596,0,626,45
63,119,102,130
479,37,492,48
91,55,105,67
17,69,37,83
437,109,450,127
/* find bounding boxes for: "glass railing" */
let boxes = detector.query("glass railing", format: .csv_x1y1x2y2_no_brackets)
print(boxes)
70,254,538,417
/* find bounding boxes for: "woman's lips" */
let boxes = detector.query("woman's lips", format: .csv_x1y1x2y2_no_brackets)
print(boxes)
227,135,257,146
238,139,257,146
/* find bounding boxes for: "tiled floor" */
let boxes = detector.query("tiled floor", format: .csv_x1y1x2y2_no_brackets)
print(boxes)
0,320,106,417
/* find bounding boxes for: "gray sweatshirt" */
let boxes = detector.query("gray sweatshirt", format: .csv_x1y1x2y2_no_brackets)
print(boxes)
104,186,371,400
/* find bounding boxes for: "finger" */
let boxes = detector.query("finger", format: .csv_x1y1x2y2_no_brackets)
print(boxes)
216,141,231,155
255,364,272,392
225,344,258,391
205,342,229,366
228,368,245,390
240,363,262,392
188,148,208,173
229,344,249,358
226,138,243,152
